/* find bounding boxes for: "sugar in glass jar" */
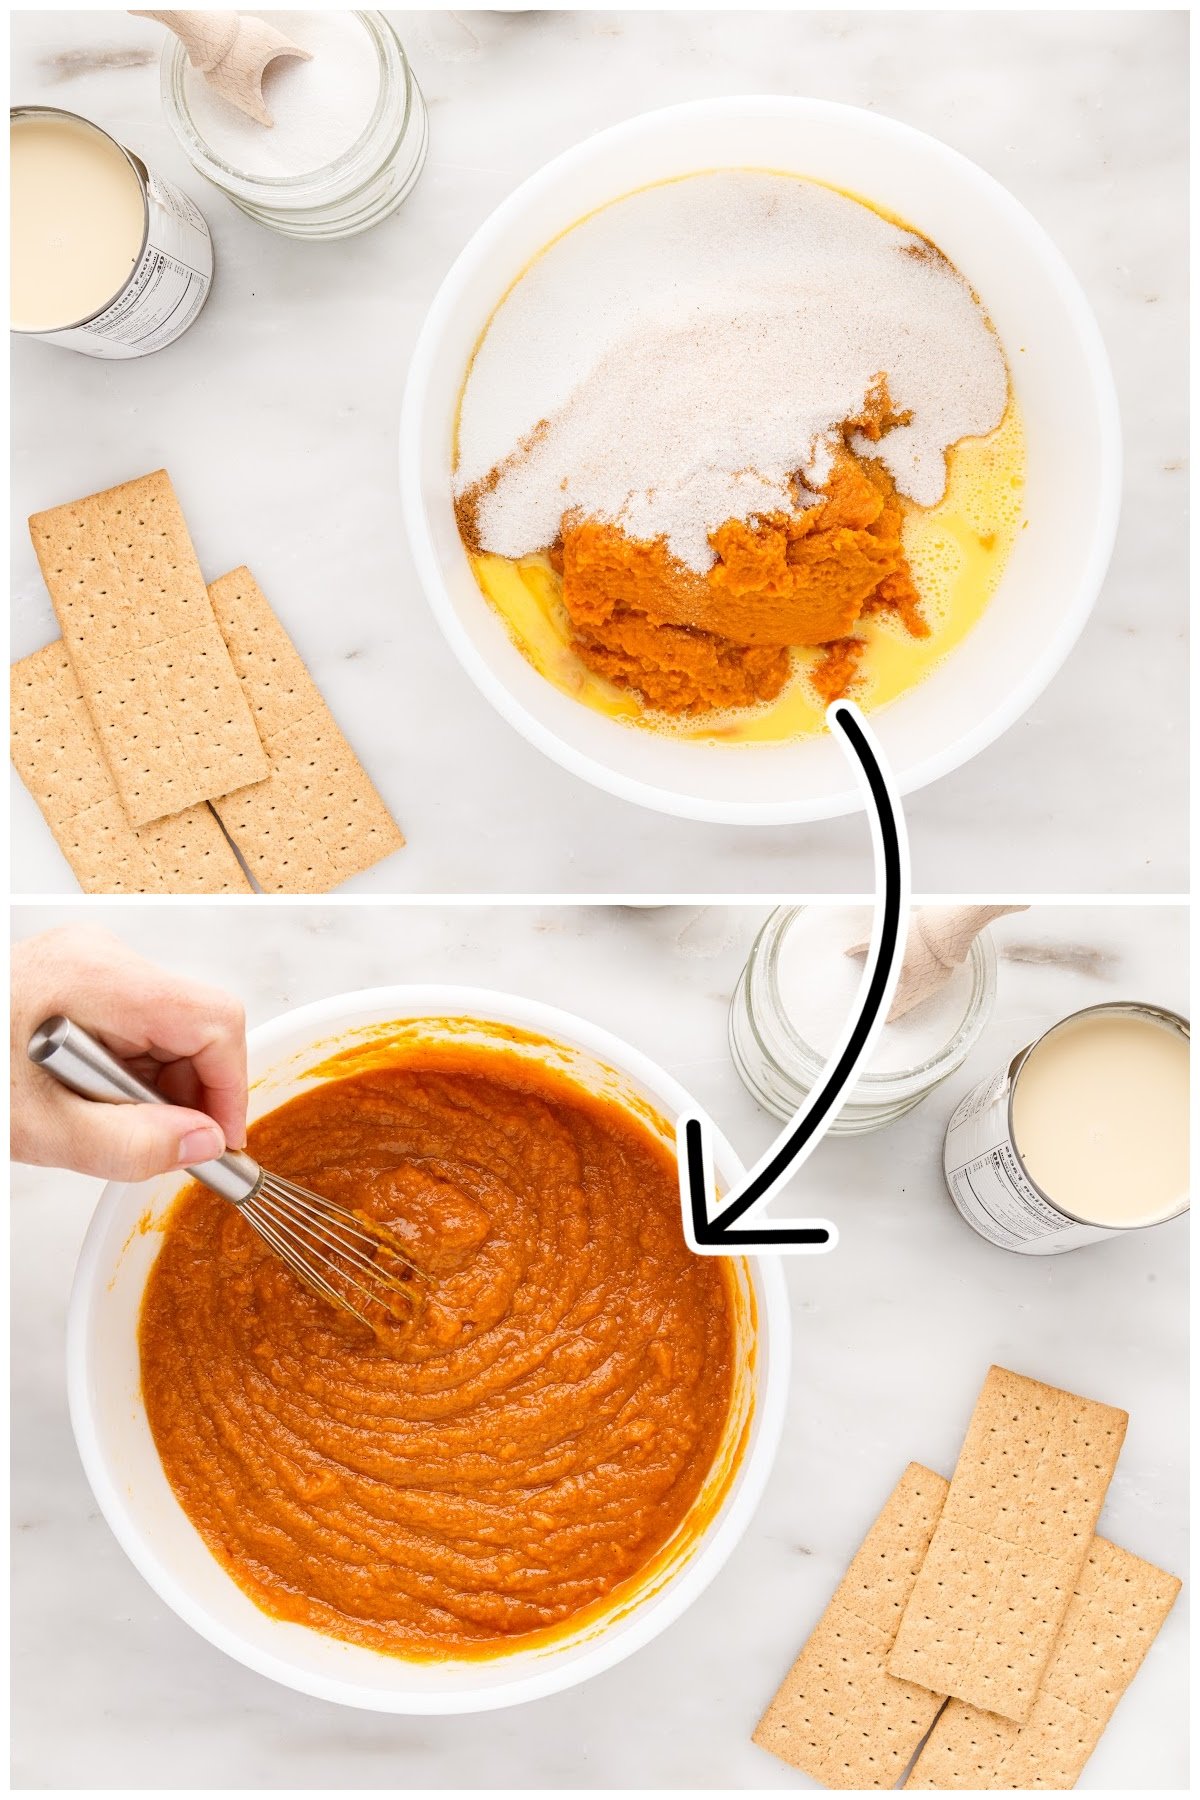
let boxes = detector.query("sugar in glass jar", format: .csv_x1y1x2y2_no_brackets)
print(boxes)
729,906,997,1134
160,11,428,239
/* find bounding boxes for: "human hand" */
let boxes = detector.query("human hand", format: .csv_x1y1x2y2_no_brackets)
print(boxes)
11,925,247,1181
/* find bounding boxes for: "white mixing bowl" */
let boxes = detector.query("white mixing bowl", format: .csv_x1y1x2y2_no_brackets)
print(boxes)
67,986,790,1713
400,96,1120,824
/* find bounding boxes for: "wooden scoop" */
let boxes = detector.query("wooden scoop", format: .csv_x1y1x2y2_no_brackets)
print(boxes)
846,903,1027,1022
132,10,312,127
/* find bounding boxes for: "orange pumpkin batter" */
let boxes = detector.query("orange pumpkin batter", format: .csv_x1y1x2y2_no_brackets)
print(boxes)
139,1047,736,1660
551,452,926,716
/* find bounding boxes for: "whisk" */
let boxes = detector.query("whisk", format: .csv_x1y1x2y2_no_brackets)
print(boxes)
28,1016,424,1329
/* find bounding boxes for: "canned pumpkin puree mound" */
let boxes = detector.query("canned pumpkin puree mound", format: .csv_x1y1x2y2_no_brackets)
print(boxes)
453,169,1024,742
138,1038,738,1659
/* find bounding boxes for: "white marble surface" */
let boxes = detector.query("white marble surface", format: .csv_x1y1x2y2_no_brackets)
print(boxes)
9,10,1189,895
10,901,1188,1788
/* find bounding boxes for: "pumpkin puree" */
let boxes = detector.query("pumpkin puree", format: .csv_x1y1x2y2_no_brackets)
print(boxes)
139,1049,736,1659
550,451,927,715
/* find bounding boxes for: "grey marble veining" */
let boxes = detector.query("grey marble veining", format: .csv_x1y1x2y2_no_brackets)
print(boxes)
8,10,1189,895
10,902,1188,1787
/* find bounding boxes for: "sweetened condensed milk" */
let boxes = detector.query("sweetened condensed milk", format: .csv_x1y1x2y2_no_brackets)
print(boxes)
1012,1009,1189,1228
10,106,212,357
11,110,146,331
943,1002,1190,1254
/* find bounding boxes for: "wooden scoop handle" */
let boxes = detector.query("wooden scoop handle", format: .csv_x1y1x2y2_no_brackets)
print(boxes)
845,903,1028,1022
131,9,313,127
132,10,240,72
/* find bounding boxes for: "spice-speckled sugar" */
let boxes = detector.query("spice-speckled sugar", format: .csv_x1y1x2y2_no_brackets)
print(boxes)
457,172,1009,573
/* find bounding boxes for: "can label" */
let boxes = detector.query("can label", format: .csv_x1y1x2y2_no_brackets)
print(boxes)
943,1062,1116,1255
31,164,212,360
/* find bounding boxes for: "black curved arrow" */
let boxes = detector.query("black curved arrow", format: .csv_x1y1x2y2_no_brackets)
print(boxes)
679,700,910,1253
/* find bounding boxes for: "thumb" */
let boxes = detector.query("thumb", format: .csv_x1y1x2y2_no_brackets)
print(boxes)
55,1096,226,1183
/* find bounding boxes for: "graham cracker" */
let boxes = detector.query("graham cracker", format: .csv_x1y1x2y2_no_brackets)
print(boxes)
887,1367,1128,1723
11,643,251,894
28,470,268,825
905,1536,1181,1788
207,567,404,893
753,1463,950,1789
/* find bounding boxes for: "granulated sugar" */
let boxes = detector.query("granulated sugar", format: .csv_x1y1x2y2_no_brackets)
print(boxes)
776,907,974,1075
457,173,1009,572
182,11,380,178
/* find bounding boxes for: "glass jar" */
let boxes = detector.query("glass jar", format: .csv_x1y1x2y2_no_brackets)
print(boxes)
160,13,428,240
729,906,997,1134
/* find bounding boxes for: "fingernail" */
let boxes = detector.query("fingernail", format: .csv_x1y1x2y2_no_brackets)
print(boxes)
178,1126,224,1166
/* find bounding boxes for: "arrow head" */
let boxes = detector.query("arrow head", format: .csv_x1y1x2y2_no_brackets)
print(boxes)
676,700,908,1260
679,1115,836,1255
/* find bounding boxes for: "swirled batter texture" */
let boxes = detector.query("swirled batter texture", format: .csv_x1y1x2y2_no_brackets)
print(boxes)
140,1050,736,1658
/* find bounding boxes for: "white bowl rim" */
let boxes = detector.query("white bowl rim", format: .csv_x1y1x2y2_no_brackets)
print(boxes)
66,983,792,1714
399,94,1122,825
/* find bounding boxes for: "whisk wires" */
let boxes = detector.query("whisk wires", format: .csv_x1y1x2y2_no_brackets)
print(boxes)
240,1175,427,1329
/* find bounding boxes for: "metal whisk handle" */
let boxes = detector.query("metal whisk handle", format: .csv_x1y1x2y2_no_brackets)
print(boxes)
28,1015,262,1205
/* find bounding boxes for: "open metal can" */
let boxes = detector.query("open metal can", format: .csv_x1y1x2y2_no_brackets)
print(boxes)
11,106,213,358
943,1001,1190,1255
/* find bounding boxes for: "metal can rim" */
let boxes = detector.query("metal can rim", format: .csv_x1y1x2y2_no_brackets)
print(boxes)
10,104,155,336
1003,998,1190,1232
